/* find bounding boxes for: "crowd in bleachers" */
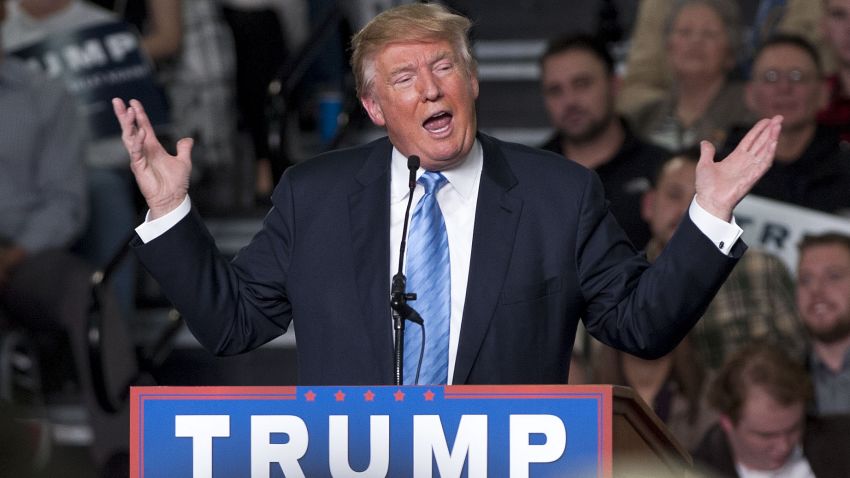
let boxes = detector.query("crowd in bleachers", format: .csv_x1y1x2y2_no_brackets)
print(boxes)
1,0,849,476
541,0,850,476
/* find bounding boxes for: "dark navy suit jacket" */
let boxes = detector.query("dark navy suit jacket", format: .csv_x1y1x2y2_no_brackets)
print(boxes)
134,133,742,385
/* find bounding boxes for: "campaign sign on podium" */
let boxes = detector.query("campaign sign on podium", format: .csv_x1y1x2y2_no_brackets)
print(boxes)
131,385,614,477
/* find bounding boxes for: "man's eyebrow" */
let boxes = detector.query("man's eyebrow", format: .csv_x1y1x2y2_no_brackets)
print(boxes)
387,50,453,79
389,62,416,78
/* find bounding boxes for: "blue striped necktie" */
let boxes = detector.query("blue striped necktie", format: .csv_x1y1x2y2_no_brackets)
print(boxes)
403,171,451,385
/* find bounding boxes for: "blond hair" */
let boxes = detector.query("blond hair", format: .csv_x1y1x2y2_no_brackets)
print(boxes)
350,3,476,98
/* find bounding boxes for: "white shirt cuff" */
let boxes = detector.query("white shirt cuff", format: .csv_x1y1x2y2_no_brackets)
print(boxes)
135,196,192,244
689,196,743,256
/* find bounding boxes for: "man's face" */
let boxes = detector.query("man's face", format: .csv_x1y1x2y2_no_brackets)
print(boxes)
746,45,827,131
360,40,479,171
797,243,850,343
823,0,850,68
641,158,696,247
721,386,805,471
540,49,616,144
667,3,732,79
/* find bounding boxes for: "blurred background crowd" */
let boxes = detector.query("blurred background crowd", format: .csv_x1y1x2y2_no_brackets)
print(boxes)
1,0,849,476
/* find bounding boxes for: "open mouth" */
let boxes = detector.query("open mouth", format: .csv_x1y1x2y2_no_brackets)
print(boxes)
423,112,452,133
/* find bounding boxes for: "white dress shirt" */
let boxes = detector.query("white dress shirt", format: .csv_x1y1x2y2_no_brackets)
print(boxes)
735,446,815,478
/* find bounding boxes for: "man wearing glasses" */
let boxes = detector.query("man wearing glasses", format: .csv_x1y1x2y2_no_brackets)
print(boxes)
723,34,850,215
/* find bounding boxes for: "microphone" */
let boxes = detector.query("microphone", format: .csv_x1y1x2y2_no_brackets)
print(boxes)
391,155,424,386
391,155,422,325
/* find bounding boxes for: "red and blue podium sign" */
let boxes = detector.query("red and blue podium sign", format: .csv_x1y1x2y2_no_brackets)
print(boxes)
130,385,614,477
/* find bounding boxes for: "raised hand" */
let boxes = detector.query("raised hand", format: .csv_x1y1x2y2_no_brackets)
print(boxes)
694,115,783,222
112,98,193,219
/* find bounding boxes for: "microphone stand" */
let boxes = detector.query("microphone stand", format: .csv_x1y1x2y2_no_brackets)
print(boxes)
390,155,423,386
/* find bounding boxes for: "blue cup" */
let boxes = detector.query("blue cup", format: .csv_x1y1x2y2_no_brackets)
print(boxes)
319,91,343,145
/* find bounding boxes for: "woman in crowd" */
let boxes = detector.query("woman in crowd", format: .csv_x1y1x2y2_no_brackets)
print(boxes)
628,0,753,152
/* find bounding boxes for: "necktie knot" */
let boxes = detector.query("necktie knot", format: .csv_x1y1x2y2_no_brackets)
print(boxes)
419,171,447,195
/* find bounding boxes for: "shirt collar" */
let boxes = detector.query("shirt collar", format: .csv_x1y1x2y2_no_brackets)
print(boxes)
809,346,850,373
390,139,483,202
735,446,811,478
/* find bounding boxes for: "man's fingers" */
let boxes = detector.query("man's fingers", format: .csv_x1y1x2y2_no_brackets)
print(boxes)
129,127,147,163
128,99,155,137
736,117,771,153
698,140,716,166
176,137,194,159
113,98,137,136
112,97,127,119
749,119,782,161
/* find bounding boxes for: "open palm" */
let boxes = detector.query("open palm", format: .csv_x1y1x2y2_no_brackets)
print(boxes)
694,116,782,222
113,98,193,219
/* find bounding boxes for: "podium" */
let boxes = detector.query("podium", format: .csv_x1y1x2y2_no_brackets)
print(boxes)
130,385,691,477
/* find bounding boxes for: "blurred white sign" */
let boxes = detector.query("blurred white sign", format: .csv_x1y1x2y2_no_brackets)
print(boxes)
736,195,850,276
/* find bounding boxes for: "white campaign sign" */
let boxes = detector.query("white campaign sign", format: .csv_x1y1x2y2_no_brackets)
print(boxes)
735,195,850,276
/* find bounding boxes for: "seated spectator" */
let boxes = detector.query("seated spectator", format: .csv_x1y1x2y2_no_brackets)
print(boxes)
627,0,754,152
619,0,826,118
591,337,715,451
818,0,850,146
796,232,850,415
642,150,806,370
2,0,141,319
726,34,850,215
693,342,850,477
539,33,667,249
0,8,138,470
90,0,183,62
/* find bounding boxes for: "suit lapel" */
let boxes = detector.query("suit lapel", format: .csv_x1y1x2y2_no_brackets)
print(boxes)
349,139,394,380
453,134,522,384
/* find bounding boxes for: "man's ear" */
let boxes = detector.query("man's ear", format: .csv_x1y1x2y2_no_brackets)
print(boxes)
641,189,656,224
361,94,386,127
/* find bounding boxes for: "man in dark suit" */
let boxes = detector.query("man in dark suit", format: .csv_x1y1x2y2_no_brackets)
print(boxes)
112,3,782,386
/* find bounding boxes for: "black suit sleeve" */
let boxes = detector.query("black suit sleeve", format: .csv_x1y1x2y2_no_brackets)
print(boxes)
577,172,743,359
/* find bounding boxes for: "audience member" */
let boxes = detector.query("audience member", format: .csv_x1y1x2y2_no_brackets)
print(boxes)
643,150,806,370
619,0,826,118
796,233,850,415
157,0,238,211
539,33,667,249
818,0,850,146
2,0,141,318
627,0,753,152
221,0,291,200
591,337,715,450
0,7,138,470
90,0,183,62
693,342,850,477
727,34,850,215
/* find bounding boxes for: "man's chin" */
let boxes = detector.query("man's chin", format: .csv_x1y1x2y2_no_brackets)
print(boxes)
806,323,850,343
